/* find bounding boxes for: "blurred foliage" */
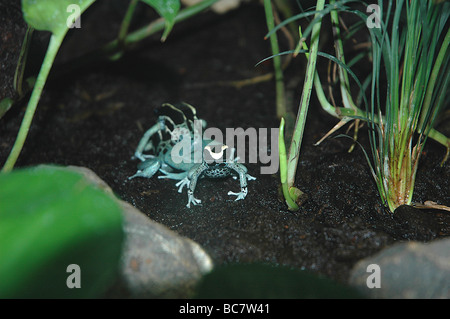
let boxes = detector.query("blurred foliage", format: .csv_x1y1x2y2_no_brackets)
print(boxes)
0,165,124,298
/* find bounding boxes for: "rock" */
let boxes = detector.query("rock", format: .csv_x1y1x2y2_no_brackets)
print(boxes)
114,201,213,298
348,238,450,298
62,165,214,298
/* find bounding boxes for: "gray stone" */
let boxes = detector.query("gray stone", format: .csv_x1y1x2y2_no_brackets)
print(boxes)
349,238,450,298
61,165,213,298
115,201,213,298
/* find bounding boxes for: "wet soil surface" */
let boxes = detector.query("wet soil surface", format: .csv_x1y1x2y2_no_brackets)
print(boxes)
1,1,449,285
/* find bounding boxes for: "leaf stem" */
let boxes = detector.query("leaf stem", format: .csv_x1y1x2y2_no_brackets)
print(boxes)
2,32,66,172
286,0,324,187
279,117,299,210
13,26,34,98
119,0,139,42
263,0,287,119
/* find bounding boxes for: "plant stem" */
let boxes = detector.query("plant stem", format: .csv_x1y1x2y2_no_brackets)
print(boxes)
279,118,299,210
330,2,352,111
109,0,139,60
286,0,324,187
130,0,218,41
263,0,287,119
13,26,34,98
2,32,66,173
118,0,139,43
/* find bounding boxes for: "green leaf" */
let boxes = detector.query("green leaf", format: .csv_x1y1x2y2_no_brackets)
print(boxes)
21,0,95,35
140,0,180,41
0,165,124,298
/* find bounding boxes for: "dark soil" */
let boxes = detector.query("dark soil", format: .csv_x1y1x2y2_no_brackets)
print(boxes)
1,1,449,287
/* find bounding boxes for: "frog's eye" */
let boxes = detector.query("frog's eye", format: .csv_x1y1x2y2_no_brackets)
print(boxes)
204,145,228,160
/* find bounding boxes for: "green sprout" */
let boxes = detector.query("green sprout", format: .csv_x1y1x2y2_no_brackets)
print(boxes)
275,0,326,210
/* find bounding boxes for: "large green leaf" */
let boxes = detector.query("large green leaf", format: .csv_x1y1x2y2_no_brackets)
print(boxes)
21,0,95,35
140,0,180,41
0,165,123,298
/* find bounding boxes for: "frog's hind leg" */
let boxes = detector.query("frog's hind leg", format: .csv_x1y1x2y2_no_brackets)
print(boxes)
128,159,161,180
226,162,256,201
185,162,209,208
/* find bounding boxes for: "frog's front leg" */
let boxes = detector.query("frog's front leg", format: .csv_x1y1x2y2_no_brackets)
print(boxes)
128,158,161,180
226,162,256,201
185,162,209,208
